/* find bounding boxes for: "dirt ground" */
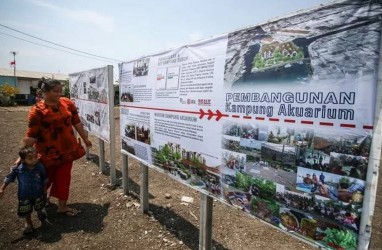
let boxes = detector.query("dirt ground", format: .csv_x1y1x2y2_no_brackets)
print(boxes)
0,106,381,250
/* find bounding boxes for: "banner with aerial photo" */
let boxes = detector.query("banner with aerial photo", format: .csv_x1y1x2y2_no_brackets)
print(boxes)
69,66,110,142
119,1,382,249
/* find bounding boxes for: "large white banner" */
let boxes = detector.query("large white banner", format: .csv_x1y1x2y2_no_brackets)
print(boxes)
69,66,110,142
119,1,382,249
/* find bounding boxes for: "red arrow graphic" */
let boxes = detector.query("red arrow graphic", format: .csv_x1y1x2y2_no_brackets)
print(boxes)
215,110,223,121
199,109,206,119
121,105,228,122
207,109,214,120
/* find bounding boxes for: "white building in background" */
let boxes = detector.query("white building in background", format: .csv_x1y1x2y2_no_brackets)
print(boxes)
0,67,68,104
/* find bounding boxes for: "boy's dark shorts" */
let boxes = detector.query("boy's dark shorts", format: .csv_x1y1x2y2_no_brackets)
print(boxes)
18,196,45,217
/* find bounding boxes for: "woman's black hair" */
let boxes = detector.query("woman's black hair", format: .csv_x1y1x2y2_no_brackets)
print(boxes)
38,77,62,92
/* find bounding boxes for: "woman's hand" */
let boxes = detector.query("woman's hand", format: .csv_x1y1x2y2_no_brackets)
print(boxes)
78,137,92,148
84,138,92,148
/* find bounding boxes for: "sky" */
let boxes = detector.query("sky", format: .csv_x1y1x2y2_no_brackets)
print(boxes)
0,0,334,76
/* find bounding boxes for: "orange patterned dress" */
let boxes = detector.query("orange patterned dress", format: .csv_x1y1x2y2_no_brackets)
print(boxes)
26,97,84,168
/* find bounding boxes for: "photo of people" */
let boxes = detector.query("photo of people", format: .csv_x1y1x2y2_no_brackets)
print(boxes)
221,149,246,172
133,58,150,77
276,184,362,232
222,136,241,152
124,122,150,144
86,113,95,123
275,188,315,213
222,121,267,141
124,123,136,140
267,126,314,147
328,152,367,180
70,83,79,98
296,167,365,204
120,85,134,102
314,196,362,232
94,111,101,126
313,131,371,158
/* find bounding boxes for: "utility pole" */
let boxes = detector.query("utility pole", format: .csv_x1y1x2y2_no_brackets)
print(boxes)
10,51,17,87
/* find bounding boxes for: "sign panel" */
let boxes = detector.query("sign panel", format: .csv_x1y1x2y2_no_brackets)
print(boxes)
119,1,382,249
69,66,111,142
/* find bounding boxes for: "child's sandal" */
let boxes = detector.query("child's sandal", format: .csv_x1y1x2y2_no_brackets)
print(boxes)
22,225,34,235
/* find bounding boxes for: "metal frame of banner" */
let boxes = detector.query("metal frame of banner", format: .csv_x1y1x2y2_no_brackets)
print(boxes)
98,138,105,172
122,153,129,194
357,29,382,250
199,193,213,250
140,162,149,213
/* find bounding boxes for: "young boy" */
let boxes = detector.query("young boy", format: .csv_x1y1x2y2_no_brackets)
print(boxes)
0,146,48,235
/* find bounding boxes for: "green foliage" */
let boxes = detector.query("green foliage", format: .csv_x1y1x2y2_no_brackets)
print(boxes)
323,228,357,249
174,151,182,162
156,151,168,164
252,44,305,70
251,197,279,215
339,177,350,184
236,172,254,191
162,144,171,156
252,178,276,199
191,155,201,166
62,80,70,97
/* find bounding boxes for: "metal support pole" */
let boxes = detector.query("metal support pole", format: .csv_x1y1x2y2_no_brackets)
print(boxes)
140,162,149,214
122,154,129,195
199,193,213,250
85,131,90,159
10,51,17,87
99,138,105,173
107,65,117,186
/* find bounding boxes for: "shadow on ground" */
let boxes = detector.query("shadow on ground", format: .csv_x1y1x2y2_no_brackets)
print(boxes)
11,202,110,244
87,153,155,199
149,203,229,250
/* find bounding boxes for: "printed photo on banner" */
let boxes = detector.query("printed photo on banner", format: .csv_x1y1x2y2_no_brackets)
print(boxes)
120,84,134,102
124,122,150,145
296,167,365,204
151,141,222,196
133,58,150,77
